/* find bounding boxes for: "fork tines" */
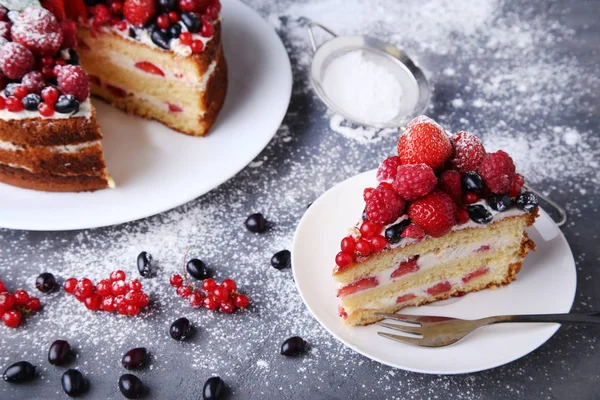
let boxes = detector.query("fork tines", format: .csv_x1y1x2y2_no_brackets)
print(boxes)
374,313,423,325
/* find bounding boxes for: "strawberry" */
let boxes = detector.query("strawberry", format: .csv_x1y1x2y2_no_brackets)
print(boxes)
396,293,416,303
477,150,516,194
390,258,419,279
449,131,486,173
408,191,457,238
392,164,437,201
337,277,378,298
397,116,452,169
134,61,165,76
426,281,452,296
124,0,157,27
462,267,489,283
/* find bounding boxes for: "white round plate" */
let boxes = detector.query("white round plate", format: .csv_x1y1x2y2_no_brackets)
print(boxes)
0,0,291,231
292,170,577,374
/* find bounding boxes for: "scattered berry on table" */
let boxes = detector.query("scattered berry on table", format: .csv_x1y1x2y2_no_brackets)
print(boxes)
169,317,192,341
61,369,87,397
203,376,225,400
48,340,72,366
2,361,36,383
119,374,145,399
35,272,57,293
122,347,148,370
280,336,308,357
244,213,268,233
186,258,211,280
137,251,153,277
270,250,291,270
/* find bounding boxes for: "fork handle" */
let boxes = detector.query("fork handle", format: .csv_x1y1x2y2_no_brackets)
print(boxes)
486,312,600,326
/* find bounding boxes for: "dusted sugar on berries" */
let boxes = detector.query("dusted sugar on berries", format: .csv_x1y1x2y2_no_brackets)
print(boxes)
11,7,63,56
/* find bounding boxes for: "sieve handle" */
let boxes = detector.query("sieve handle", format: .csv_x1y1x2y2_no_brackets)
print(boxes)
307,22,337,52
523,184,567,227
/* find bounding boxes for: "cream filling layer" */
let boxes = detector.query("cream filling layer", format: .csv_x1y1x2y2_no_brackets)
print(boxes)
0,140,101,153
0,161,110,180
0,97,92,121
339,237,515,298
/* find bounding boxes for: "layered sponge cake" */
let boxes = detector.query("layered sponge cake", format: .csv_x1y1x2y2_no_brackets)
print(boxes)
334,116,540,326
0,6,112,191
72,0,227,136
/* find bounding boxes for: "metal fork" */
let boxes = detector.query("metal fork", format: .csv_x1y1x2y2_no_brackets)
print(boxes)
376,312,600,347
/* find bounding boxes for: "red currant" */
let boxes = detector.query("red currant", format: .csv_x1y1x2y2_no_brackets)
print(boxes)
213,287,230,303
0,96,5,110
340,236,356,254
130,280,143,292
179,32,192,46
156,14,170,29
203,296,219,310
463,192,479,204
38,102,54,117
176,285,192,298
13,289,30,306
63,278,77,294
84,294,102,311
94,279,111,296
6,96,23,112
26,297,41,312
110,0,123,15
219,300,236,314
77,278,94,298
369,235,388,252
0,280,5,293
102,296,117,312
355,239,372,256
42,66,55,80
221,279,237,293
233,293,249,308
178,0,199,12
206,5,219,19
41,86,59,105
335,252,353,268
12,85,28,99
200,16,214,37
124,291,139,305
170,274,183,288
117,302,129,315
0,292,15,311
110,270,126,282
211,0,221,11
136,293,149,308
168,11,179,22
188,292,204,308
111,281,127,296
359,221,382,238
202,278,217,293
2,309,21,328
126,304,140,316
191,40,204,53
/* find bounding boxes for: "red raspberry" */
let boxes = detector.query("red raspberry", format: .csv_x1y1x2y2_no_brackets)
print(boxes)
401,223,425,239
408,191,457,238
392,164,437,201
21,71,46,94
477,150,516,194
456,206,469,224
0,6,7,22
365,185,405,225
123,0,157,27
60,20,78,49
111,1,124,15
376,156,401,182
56,65,89,101
439,170,463,203
397,116,452,169
0,21,10,40
0,42,35,79
179,0,211,12
449,131,486,173
12,7,63,56
91,4,112,26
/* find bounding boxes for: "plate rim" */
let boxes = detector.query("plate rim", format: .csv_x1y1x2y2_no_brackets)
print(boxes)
0,0,292,232
292,169,577,374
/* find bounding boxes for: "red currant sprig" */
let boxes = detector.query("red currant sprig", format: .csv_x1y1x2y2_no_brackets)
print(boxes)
0,279,42,328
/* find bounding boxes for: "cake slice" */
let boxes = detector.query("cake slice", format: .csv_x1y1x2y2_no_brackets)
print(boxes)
70,0,227,137
0,5,112,192
334,116,540,326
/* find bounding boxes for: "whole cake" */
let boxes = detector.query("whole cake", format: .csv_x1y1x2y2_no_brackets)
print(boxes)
334,116,539,326
0,0,226,192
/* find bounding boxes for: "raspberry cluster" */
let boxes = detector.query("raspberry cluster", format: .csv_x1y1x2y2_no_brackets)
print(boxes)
63,271,149,316
0,7,87,117
0,279,41,328
76,0,221,54
334,115,535,269
170,274,249,313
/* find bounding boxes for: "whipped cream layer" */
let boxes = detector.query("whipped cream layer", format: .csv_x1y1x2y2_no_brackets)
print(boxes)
0,140,100,153
0,97,92,121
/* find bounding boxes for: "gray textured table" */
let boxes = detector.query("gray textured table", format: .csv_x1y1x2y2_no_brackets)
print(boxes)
1,0,599,399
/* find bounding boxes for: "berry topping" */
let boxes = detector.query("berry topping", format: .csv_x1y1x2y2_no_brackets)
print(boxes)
0,21,10,40
48,340,72,366
439,170,463,203
0,42,35,79
401,223,425,239
487,193,514,212
35,272,57,293
340,236,356,254
54,94,80,114
137,251,153,277
392,164,437,201
390,257,419,278
384,218,411,244
6,96,24,112
11,7,63,56
5,83,28,99
365,185,405,225
369,235,388,252
456,206,470,224
124,0,157,27
355,239,372,256
477,150,516,194
335,252,353,268
56,65,89,101
244,213,268,233
180,11,200,33
134,61,164,76
449,131,486,173
156,13,170,29
337,277,378,297
168,23,182,39
91,4,111,26
466,204,493,224
271,250,291,270
150,27,170,49
179,31,192,45
22,93,41,111
461,171,485,193
397,116,452,169
21,71,46,94
359,220,382,238
191,39,204,53
516,192,539,212
280,336,308,357
408,191,457,238
2,361,35,382
178,0,211,13
200,15,214,37
463,192,479,204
